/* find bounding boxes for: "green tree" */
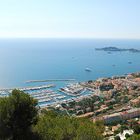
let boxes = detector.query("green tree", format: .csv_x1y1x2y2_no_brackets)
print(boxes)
133,125,140,134
0,89,38,140
125,133,130,139
128,134,140,140
114,135,121,140
34,115,77,140
74,120,103,140
108,105,113,110
34,111,103,140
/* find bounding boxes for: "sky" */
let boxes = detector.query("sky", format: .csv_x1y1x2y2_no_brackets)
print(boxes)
0,0,140,39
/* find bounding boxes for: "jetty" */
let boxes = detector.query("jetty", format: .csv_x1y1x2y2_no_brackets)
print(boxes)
25,79,76,83
21,84,55,91
0,84,55,92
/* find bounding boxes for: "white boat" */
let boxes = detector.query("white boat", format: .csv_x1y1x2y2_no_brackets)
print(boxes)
85,67,92,72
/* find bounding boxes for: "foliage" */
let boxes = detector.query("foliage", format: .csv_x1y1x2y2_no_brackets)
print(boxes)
0,89,38,140
34,112,104,140
125,133,130,139
114,135,121,140
99,83,114,91
133,125,140,134
66,95,100,114
128,134,140,140
0,89,104,140
123,96,129,103
121,125,129,131
108,105,113,110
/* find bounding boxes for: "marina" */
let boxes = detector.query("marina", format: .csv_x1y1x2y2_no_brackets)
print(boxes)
0,83,93,108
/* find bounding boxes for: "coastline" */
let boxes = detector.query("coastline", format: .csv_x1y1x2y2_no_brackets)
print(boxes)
0,71,140,109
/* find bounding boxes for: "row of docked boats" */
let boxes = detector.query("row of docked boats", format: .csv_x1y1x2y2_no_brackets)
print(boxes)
0,83,93,108
26,88,66,106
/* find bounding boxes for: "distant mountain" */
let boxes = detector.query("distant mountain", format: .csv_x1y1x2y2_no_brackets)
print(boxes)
95,47,140,53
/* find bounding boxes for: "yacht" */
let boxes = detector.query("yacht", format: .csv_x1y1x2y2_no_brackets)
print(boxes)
85,67,92,72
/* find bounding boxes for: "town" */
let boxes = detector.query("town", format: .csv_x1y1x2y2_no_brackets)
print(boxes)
1,72,140,140
49,72,140,140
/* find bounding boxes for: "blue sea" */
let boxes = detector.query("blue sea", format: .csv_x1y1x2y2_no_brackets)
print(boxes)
0,38,140,89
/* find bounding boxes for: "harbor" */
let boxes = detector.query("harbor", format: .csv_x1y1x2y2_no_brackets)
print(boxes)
0,82,93,108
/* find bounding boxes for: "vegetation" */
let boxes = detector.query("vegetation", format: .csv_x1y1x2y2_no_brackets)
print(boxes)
0,89,38,140
125,133,130,139
0,90,104,140
99,83,114,91
114,135,121,140
60,95,101,116
132,124,140,134
34,110,104,140
128,134,140,140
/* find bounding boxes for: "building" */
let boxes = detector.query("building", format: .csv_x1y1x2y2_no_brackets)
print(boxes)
121,108,140,120
103,113,122,124
130,96,140,107
94,108,140,124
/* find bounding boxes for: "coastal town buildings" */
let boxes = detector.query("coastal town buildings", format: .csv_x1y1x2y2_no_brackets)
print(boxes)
93,108,140,124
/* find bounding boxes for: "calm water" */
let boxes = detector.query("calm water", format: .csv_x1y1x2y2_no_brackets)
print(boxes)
0,38,140,89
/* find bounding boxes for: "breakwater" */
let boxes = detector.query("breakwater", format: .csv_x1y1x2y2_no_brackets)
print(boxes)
25,79,76,83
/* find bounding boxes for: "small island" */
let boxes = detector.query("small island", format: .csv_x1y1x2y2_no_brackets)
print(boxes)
95,47,140,53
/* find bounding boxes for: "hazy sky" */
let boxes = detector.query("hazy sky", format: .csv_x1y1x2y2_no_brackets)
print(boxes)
0,0,140,38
